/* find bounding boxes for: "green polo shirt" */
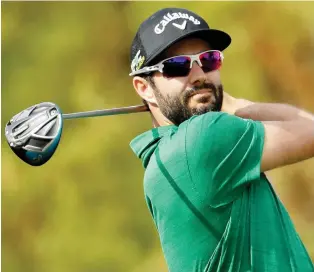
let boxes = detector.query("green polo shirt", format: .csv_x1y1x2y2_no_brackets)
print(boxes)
130,112,313,272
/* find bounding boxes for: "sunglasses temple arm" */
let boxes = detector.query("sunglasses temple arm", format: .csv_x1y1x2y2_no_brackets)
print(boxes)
129,65,162,76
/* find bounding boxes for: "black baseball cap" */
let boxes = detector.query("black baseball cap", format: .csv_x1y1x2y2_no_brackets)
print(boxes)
129,7,231,75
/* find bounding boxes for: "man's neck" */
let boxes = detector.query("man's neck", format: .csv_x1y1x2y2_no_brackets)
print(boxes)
149,106,173,127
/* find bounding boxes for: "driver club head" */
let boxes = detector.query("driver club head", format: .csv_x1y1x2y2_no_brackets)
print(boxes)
5,102,63,166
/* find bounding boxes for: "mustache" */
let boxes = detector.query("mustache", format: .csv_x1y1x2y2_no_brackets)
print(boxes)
183,82,217,103
187,82,216,96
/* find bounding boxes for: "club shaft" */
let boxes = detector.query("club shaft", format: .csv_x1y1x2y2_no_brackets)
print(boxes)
62,104,149,120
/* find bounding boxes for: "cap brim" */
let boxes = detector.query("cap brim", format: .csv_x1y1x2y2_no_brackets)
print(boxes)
146,29,231,65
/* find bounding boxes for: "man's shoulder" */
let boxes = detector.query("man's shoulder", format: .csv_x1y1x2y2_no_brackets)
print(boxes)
184,111,260,135
184,111,233,129
182,111,233,136
186,111,246,126
183,111,264,158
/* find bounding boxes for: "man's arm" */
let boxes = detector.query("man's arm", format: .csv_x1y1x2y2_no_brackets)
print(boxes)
222,91,313,121
235,102,314,122
222,92,314,172
261,120,314,172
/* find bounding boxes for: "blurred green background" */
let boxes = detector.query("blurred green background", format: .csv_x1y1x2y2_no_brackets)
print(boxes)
2,2,314,272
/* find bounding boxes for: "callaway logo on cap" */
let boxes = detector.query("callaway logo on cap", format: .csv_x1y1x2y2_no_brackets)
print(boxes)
154,12,201,34
129,7,231,75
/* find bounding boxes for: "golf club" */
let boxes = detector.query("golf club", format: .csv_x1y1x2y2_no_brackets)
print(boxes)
5,102,149,166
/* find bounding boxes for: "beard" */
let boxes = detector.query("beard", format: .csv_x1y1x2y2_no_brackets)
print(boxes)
152,82,224,126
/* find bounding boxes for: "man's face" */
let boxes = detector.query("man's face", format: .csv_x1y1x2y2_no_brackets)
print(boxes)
149,38,223,126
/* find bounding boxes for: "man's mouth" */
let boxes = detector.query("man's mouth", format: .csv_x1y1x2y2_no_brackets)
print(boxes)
188,89,212,98
183,88,214,105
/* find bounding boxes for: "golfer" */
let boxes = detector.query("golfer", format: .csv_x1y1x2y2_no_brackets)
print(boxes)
129,7,314,272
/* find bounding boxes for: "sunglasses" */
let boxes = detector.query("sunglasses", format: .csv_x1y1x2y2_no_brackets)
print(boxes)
129,50,223,78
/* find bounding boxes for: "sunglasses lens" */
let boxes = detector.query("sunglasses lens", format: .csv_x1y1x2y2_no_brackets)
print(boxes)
200,51,222,72
162,56,191,77
160,51,222,78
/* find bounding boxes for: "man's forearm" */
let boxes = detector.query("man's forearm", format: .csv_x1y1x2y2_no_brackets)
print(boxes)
235,102,314,122
222,92,313,121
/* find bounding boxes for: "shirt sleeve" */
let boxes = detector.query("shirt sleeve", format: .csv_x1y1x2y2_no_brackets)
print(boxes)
185,112,265,208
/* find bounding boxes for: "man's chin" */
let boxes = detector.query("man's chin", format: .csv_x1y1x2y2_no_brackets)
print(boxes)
190,103,213,115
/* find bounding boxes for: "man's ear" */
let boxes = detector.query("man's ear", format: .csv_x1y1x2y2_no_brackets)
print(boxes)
132,76,157,104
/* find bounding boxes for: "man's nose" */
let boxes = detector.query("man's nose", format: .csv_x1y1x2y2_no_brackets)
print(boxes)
188,61,207,85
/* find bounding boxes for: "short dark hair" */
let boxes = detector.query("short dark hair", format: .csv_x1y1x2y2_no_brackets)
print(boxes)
141,74,155,87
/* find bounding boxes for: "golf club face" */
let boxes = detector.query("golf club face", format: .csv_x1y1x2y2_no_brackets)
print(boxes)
5,102,63,166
